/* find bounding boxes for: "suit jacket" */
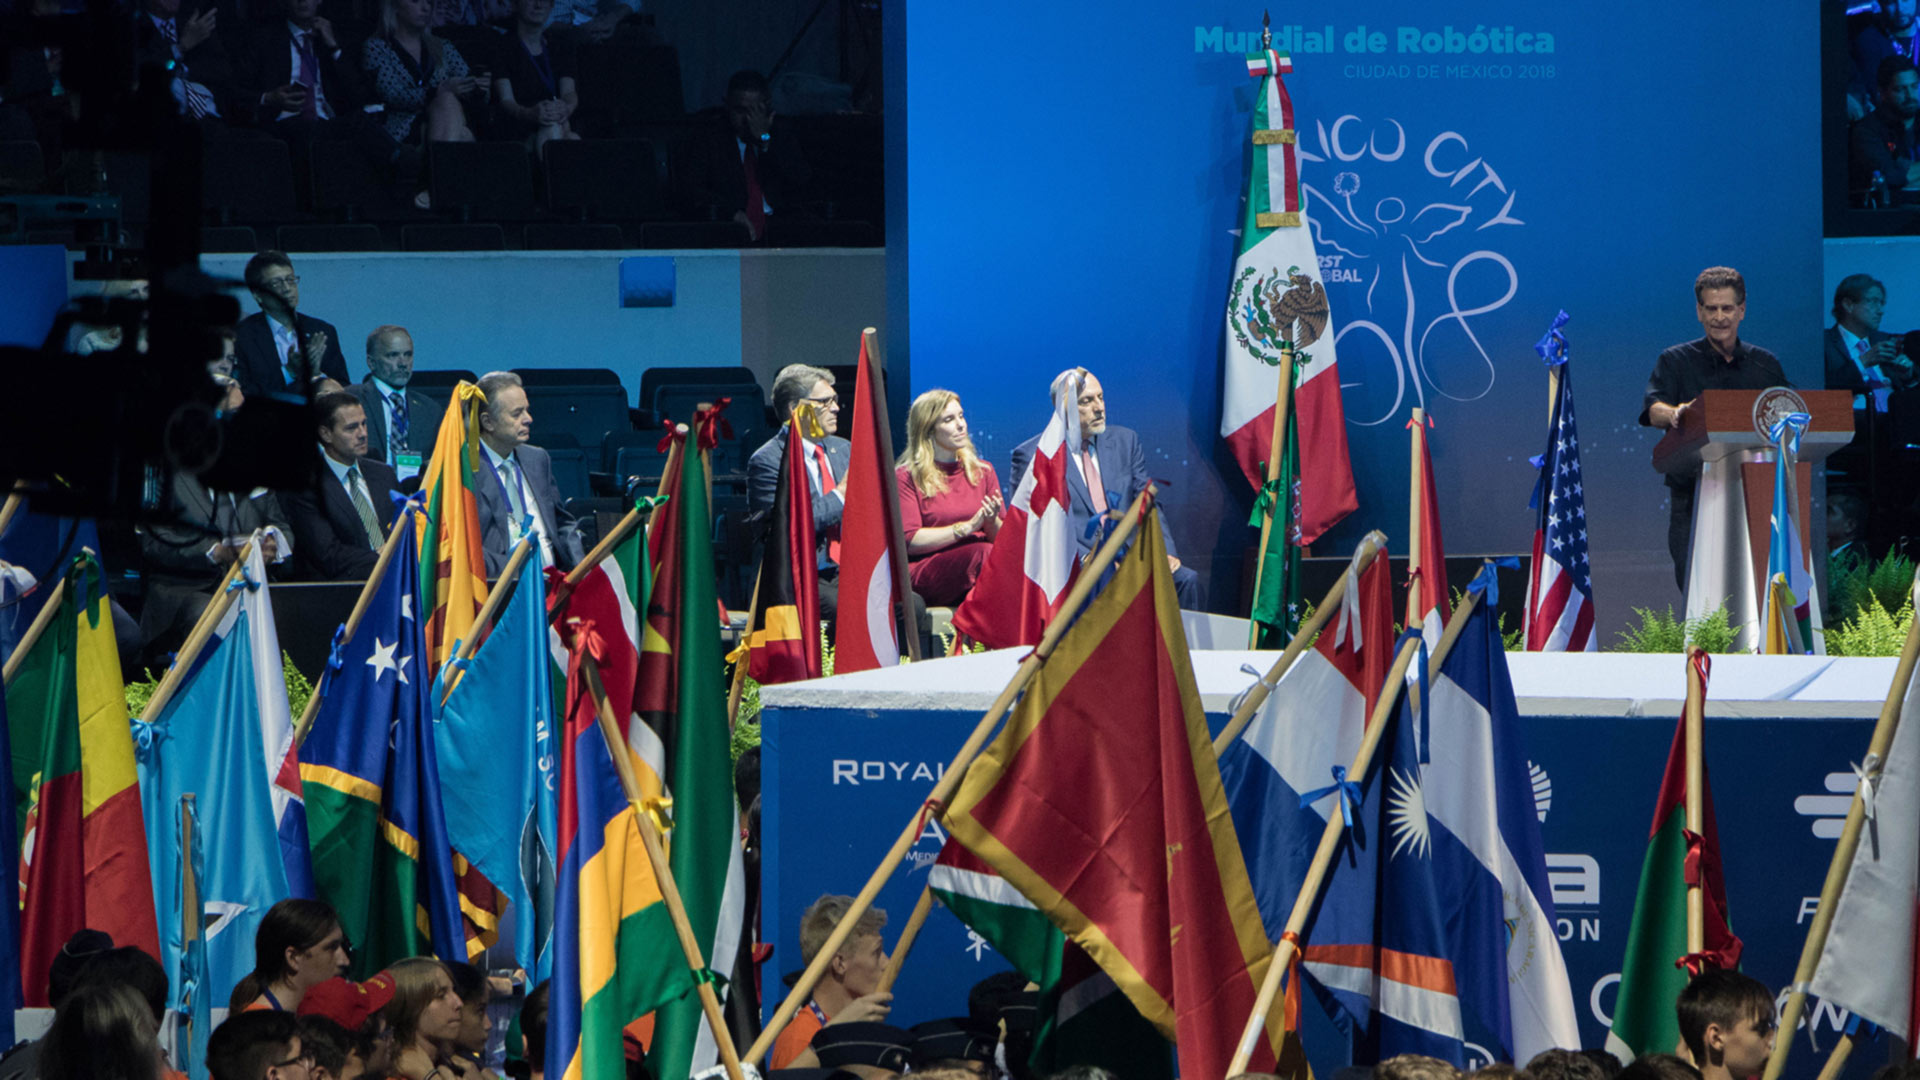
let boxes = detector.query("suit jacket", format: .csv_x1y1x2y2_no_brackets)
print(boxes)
1009,424,1180,561
1825,324,1901,396
746,428,848,561
681,119,812,219
347,378,440,465
137,473,295,644
234,311,351,399
470,443,584,575
235,20,366,127
134,10,241,121
282,455,402,581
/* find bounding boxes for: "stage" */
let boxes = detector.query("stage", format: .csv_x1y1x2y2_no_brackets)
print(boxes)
760,636,1894,1073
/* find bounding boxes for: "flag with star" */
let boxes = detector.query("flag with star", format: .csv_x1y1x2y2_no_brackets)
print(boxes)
301,505,467,974
1524,313,1597,652
951,372,1083,649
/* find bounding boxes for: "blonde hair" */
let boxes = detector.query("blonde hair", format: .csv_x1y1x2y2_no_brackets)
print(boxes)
897,389,981,496
382,957,451,1050
379,0,443,70
798,895,887,966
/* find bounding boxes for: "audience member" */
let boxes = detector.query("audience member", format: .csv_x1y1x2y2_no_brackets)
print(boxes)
1830,490,1869,572
1826,273,1915,426
383,957,467,1080
1010,368,1201,609
297,974,397,1079
1375,1055,1461,1080
362,0,486,206
445,961,501,1080
767,895,893,1070
472,370,583,573
134,0,239,128
1579,1051,1623,1080
543,0,631,44
811,1022,913,1080
297,1017,361,1080
1042,1068,1115,1080
1615,1054,1700,1080
1525,1049,1607,1080
895,389,1002,608
284,392,404,580
237,0,372,196
136,469,293,657
230,898,352,1014
348,326,436,474
517,981,549,1080
684,70,811,242
208,1010,309,1080
1851,0,1920,119
211,326,239,378
0,0,73,159
38,982,166,1080
1469,1066,1529,1080
1851,56,1920,205
72,278,149,356
0,929,117,1080
492,0,580,155
1675,969,1776,1080
234,252,351,399
68,945,169,1026
749,364,849,617
908,1018,995,1078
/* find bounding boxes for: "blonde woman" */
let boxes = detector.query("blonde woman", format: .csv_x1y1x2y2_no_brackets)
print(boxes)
895,389,1003,606
380,957,466,1080
362,0,485,198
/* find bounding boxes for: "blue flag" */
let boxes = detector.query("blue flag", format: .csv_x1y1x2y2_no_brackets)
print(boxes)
175,795,213,1080
137,607,294,1018
436,550,559,982
302,507,466,972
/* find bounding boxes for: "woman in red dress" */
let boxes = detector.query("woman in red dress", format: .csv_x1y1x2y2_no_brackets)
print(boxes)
895,389,1003,606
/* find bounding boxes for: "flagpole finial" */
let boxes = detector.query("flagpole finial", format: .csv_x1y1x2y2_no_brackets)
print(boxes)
1261,10,1271,49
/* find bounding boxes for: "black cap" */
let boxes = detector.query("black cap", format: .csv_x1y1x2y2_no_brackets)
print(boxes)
997,990,1039,1035
909,1018,997,1067
810,1022,914,1073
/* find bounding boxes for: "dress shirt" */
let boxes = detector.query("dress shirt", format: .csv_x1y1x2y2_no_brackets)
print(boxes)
482,441,555,566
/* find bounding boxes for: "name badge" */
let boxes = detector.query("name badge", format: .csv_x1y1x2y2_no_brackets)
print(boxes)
396,451,424,482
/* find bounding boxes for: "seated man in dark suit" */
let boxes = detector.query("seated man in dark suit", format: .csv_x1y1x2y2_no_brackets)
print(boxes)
470,370,584,574
347,324,438,477
1009,367,1203,610
1826,273,1919,550
135,0,241,128
748,363,848,619
1851,55,1920,204
284,391,403,580
681,69,810,242
136,470,295,658
233,251,351,401
236,0,378,202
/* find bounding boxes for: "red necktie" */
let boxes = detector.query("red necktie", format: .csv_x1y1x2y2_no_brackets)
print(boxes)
812,444,840,563
742,143,767,240
1082,448,1107,513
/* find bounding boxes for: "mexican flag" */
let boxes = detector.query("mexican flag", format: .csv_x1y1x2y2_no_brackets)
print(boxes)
1605,707,1743,1062
1247,363,1303,648
928,842,1171,1080
1220,50,1356,546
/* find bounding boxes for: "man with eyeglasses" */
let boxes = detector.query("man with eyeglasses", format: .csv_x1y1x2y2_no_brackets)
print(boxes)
749,363,851,622
234,250,350,400
208,1010,313,1080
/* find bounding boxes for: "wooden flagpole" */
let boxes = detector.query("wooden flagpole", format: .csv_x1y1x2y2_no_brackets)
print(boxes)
875,884,936,994
726,568,762,730
0,488,24,542
1683,645,1707,960
1,575,66,688
546,502,652,619
1248,343,1297,649
438,537,536,706
1213,531,1387,755
649,433,685,542
862,327,922,662
1762,604,1920,1080
292,517,411,746
179,794,201,1072
1226,584,1488,1076
744,487,1159,1067
138,539,260,729
579,649,748,1080
1406,408,1426,631
1812,1033,1856,1080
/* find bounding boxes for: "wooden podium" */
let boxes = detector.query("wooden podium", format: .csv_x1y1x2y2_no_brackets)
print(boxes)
1652,388,1852,652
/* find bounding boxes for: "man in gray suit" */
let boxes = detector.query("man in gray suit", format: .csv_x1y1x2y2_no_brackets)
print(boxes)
136,472,295,655
471,370,584,574
1009,368,1203,610
346,325,439,474
748,363,849,620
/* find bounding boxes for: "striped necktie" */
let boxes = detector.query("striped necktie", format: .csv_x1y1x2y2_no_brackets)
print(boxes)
346,466,383,549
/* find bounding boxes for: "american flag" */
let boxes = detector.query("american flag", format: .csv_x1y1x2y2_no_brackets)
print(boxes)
1525,312,1597,651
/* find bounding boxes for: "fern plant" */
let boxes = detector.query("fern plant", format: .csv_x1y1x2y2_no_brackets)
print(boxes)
1830,551,1917,628
122,650,313,718
1610,603,1736,653
1827,592,1915,657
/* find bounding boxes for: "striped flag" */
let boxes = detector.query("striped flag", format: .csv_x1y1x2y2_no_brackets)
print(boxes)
739,413,822,684
1763,412,1819,655
1525,313,1597,653
1409,416,1449,649
417,382,491,674
8,552,159,1004
1221,49,1357,545
834,335,906,673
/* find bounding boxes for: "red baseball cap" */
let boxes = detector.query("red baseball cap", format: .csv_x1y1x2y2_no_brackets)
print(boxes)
297,974,397,1030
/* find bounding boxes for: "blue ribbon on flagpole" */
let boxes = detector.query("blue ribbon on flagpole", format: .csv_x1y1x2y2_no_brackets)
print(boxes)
1396,626,1432,764
225,562,260,593
1300,765,1364,827
1768,411,1811,454
325,622,350,673
1467,556,1521,605
1533,310,1571,368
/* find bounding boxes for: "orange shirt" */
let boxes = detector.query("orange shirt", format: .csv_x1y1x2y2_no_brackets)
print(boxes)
767,1006,826,1070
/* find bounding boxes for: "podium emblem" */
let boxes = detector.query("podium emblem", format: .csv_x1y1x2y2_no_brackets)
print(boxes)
1751,387,1809,442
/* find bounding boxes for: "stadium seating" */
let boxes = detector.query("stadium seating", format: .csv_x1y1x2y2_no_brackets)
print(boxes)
523,223,626,249
428,142,537,222
544,139,668,223
401,222,507,250
203,138,299,226
277,223,386,252
0,142,46,188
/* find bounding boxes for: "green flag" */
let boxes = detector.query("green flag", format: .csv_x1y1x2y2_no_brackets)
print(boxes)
1249,363,1304,648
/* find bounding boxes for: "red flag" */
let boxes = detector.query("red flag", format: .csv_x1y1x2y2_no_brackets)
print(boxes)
834,337,904,673
952,382,1081,649
742,417,822,683
943,509,1280,1080
1410,417,1450,649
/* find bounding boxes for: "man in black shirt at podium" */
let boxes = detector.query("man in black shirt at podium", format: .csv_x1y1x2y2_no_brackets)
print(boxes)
1640,266,1792,589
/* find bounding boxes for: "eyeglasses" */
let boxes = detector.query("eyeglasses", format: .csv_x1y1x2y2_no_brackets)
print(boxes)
273,1050,314,1069
259,274,300,292
804,394,840,408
